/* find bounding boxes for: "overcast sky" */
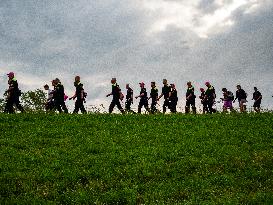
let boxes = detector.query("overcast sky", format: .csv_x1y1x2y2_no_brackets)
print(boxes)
0,0,272,111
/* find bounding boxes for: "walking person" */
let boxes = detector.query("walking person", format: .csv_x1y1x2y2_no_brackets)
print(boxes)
106,78,125,114
199,88,208,114
135,82,150,114
185,82,196,114
148,82,158,114
4,72,24,113
125,84,135,113
221,88,234,113
157,79,171,113
44,84,54,111
169,84,178,113
252,87,262,113
69,76,87,114
204,82,217,114
52,78,68,113
234,85,247,113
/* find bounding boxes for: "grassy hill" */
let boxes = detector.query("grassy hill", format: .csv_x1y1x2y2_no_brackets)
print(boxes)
1,113,273,204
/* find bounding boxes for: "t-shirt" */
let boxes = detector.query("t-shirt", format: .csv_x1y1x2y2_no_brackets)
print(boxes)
140,88,148,100
186,86,195,98
162,85,171,99
75,82,84,100
205,86,215,100
126,88,133,100
47,89,53,101
150,87,158,100
236,89,247,101
54,83,65,102
170,88,178,101
112,83,121,100
253,91,262,101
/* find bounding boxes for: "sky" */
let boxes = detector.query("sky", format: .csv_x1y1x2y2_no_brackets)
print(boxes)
0,0,272,112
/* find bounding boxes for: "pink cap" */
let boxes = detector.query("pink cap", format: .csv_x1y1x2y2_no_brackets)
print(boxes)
205,81,210,86
139,82,145,86
200,88,205,92
7,72,14,77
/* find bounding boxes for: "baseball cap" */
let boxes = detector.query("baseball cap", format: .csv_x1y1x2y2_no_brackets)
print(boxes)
7,72,14,76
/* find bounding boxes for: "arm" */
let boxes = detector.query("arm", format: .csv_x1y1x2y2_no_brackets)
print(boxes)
106,92,112,97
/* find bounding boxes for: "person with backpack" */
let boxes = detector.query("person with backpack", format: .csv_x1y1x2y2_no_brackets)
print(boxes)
135,82,150,114
234,85,247,113
69,76,87,114
221,88,234,112
252,87,262,113
4,72,25,113
185,81,196,114
169,83,178,113
106,78,125,114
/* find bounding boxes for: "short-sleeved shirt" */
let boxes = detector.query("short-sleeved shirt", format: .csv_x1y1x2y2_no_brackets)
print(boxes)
162,85,171,99
236,89,247,101
126,88,133,100
75,82,84,100
140,88,148,100
112,83,121,100
186,86,195,98
253,91,262,101
205,86,216,100
150,87,158,100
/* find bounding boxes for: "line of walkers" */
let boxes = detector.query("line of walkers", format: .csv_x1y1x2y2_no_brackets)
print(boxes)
106,78,263,114
3,72,263,114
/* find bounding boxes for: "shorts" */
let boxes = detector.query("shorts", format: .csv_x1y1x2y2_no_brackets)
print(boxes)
239,99,247,104
223,100,233,108
253,100,261,108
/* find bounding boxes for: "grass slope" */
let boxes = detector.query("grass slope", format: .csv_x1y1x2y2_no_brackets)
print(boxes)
0,113,273,204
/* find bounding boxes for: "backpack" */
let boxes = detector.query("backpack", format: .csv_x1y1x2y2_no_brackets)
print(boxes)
227,91,234,101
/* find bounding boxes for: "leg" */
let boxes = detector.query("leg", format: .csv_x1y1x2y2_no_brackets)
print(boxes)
62,102,68,113
191,100,196,114
73,100,80,114
116,100,124,114
80,101,87,114
109,100,116,113
14,98,24,113
4,99,14,114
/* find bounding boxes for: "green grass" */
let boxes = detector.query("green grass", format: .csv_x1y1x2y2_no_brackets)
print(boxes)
0,113,273,204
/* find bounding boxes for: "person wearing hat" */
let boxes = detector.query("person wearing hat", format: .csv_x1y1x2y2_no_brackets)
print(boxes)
185,82,196,114
169,83,178,113
51,78,68,113
106,78,125,114
233,84,247,113
69,76,87,114
4,72,24,113
148,82,158,114
125,84,135,113
157,79,171,113
135,82,150,114
252,87,262,113
199,88,208,114
204,82,217,113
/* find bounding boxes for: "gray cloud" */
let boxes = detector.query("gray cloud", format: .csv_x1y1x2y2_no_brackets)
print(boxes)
0,0,272,111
